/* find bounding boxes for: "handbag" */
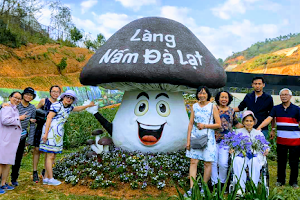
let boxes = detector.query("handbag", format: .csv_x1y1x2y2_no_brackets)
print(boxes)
36,109,47,124
190,104,213,149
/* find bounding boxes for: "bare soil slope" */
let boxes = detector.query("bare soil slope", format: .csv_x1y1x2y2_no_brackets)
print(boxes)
226,45,300,76
0,43,94,90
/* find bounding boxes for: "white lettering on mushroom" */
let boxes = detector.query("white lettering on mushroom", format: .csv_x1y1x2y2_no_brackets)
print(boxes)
177,50,188,65
142,30,152,42
111,50,126,63
130,29,141,41
99,49,139,64
187,54,197,66
153,33,163,42
165,35,176,48
99,49,118,63
130,29,176,48
177,50,203,66
144,49,161,64
163,49,174,65
122,53,139,63
194,51,203,66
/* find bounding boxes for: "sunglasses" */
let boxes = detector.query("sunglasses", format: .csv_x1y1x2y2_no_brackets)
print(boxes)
65,95,75,100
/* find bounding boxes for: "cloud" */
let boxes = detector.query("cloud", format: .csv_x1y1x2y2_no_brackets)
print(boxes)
211,0,248,20
36,7,52,26
115,0,158,11
80,0,98,14
159,6,283,59
211,0,282,20
259,1,281,12
160,6,196,27
93,12,132,30
74,12,134,40
193,20,280,59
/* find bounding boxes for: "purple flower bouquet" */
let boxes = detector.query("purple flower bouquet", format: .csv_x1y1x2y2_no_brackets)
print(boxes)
252,135,270,154
220,132,252,156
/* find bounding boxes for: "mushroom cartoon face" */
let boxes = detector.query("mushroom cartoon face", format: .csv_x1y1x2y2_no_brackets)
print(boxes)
80,17,226,153
112,90,188,152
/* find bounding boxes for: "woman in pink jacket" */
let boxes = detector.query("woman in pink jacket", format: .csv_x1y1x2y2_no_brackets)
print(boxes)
0,92,27,194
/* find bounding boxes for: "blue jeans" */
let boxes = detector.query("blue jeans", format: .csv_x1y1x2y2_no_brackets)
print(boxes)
261,129,269,140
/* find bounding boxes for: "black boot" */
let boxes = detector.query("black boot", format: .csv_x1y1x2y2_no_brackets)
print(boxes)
33,171,39,183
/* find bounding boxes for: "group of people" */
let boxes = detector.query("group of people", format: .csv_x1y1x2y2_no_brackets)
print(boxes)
186,77,300,195
0,77,299,196
0,86,94,194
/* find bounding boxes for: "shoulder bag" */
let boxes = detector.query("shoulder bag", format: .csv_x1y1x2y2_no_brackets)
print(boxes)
190,104,213,149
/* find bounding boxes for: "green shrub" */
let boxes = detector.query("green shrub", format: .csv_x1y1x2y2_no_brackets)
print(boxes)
57,39,76,47
0,19,22,48
76,54,85,62
64,107,118,149
56,57,67,73
47,47,57,54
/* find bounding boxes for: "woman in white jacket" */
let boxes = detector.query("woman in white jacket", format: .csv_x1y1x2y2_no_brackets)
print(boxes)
233,110,269,194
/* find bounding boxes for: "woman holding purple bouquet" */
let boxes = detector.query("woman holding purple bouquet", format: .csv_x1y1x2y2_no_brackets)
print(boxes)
233,111,269,195
211,91,243,189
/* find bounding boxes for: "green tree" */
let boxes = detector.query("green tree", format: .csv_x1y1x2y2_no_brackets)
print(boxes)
0,0,44,21
49,0,73,32
70,27,83,42
84,33,106,51
95,33,106,46
217,58,224,66
84,39,94,50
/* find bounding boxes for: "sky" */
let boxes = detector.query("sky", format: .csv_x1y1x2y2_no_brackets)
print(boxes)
37,0,300,60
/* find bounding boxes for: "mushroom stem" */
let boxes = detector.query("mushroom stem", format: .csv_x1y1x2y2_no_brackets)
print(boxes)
91,144,103,154
94,113,113,136
103,145,109,152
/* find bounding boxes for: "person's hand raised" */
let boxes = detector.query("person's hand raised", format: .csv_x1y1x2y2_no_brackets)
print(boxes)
19,112,28,120
84,100,99,114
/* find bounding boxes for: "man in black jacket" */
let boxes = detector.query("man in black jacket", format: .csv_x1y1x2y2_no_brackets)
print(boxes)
234,77,274,139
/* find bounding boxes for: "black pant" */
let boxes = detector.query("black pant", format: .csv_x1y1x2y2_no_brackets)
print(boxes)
277,144,300,185
11,137,26,182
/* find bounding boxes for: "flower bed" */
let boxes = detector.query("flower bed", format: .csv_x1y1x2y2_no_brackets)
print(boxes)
53,147,191,190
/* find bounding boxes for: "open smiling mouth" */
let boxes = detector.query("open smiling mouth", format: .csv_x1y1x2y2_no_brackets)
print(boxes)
138,122,166,146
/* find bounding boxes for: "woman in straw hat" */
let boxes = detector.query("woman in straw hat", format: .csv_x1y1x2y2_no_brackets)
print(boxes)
39,90,95,186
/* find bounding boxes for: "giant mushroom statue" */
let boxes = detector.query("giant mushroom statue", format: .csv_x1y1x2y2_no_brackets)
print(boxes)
80,17,226,153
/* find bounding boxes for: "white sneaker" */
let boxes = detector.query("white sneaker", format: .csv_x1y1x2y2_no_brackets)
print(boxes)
43,178,49,185
47,178,61,186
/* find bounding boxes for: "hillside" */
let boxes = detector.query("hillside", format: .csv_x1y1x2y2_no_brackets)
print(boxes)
0,44,94,90
224,33,300,64
225,44,300,75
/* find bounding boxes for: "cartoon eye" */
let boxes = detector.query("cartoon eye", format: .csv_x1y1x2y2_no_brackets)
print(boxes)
134,100,149,116
156,100,170,117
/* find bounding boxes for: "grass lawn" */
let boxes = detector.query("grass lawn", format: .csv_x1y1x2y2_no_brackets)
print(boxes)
1,147,300,200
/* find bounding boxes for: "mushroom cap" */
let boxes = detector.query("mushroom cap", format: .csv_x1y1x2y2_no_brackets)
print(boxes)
80,17,226,91
86,139,95,145
92,129,103,136
98,137,113,145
